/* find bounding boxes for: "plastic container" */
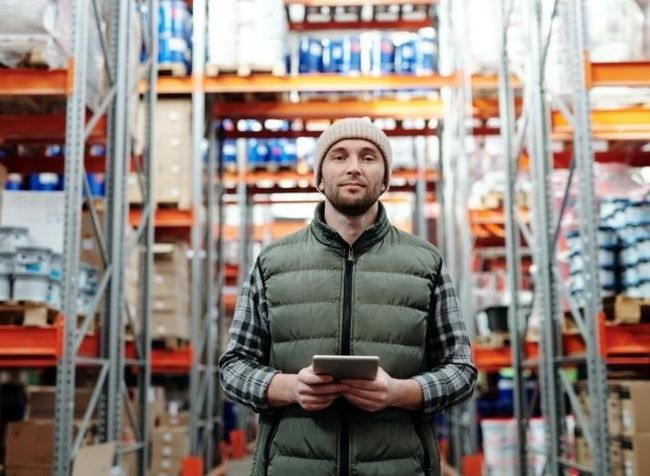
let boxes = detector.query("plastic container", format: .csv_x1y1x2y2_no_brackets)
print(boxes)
248,140,269,168
323,38,345,73
0,227,29,252
12,274,50,303
15,247,52,276
0,273,10,300
76,290,94,315
346,36,362,74
0,252,15,274
417,29,438,74
78,264,99,294
50,253,62,281
48,279,61,310
395,38,417,74
299,37,323,73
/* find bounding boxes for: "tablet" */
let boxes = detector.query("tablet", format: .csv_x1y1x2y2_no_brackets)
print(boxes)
312,355,379,380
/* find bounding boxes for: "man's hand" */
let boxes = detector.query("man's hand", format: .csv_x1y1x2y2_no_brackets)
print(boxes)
342,367,423,413
267,366,348,411
294,365,349,411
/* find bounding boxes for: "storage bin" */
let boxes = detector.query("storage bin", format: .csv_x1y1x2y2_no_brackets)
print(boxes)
12,273,50,303
15,247,52,276
0,227,29,252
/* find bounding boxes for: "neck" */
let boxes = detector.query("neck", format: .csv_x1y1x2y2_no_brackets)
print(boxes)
323,201,380,245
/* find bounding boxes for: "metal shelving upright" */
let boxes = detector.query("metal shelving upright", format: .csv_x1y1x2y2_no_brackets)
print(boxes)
53,0,158,474
496,0,610,474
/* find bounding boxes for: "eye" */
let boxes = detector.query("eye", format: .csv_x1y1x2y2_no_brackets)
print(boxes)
363,155,377,161
331,155,345,161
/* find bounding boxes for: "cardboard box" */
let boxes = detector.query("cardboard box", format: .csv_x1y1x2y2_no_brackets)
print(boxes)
151,426,189,475
622,433,650,476
27,386,93,421
608,383,623,437
574,428,592,468
619,380,650,436
72,443,115,476
80,208,105,270
610,437,624,476
159,411,190,428
152,311,190,339
154,243,189,275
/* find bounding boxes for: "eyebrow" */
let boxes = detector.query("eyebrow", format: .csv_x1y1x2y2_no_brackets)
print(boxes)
328,146,380,155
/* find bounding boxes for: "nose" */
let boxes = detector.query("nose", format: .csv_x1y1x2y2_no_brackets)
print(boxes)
344,155,362,175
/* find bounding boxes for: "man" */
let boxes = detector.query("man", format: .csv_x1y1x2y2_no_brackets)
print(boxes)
219,118,477,476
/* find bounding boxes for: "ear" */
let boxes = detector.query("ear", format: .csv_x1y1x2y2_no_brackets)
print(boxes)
317,181,325,192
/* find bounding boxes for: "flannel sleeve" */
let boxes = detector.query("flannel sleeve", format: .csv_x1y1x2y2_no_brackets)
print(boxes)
412,262,478,414
218,259,280,413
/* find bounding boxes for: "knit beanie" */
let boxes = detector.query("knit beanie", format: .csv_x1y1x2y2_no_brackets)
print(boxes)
313,118,392,187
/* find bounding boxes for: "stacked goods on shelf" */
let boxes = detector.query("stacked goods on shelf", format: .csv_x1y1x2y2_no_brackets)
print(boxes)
207,0,287,75
480,417,555,475
575,380,650,476
126,242,190,340
296,30,437,76
3,386,96,475
157,0,192,75
286,2,433,25
0,193,100,315
151,243,189,340
0,0,116,110
131,99,192,209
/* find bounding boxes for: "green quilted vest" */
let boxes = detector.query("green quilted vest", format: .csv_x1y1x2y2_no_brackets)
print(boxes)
252,203,443,476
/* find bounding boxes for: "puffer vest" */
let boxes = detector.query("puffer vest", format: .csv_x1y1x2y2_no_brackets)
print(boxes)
252,203,443,476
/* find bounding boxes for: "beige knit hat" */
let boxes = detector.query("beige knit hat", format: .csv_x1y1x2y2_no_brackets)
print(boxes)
313,118,392,187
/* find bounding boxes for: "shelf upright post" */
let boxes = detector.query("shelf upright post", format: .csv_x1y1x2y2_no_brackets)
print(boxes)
524,0,564,473
135,0,159,473
498,1,527,473
53,0,91,473
190,0,208,461
413,136,428,241
565,0,609,473
437,0,478,466
101,0,132,462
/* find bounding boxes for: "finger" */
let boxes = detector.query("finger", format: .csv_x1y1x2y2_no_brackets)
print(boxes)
342,393,377,412
306,383,349,395
300,371,335,385
341,378,377,389
344,386,381,401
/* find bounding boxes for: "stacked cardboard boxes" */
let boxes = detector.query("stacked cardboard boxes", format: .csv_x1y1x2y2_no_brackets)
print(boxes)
152,243,190,340
4,387,96,475
576,380,650,475
131,99,192,209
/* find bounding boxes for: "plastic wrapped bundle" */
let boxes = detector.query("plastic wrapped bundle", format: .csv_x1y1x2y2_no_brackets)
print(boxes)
0,0,71,68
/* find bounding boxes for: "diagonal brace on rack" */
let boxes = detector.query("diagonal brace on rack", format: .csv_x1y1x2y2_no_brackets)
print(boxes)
91,0,114,85
559,370,593,450
74,266,113,353
122,381,142,442
71,362,110,460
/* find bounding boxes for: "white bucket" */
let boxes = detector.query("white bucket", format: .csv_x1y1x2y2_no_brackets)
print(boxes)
78,264,99,293
48,279,61,310
12,273,50,303
0,252,15,274
50,253,62,280
76,290,94,315
0,273,10,300
0,227,29,253
15,247,52,276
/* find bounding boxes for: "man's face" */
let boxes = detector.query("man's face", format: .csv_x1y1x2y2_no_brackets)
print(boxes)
318,139,386,216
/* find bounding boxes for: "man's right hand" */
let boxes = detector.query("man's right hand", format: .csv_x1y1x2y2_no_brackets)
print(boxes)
293,365,349,411
267,366,348,411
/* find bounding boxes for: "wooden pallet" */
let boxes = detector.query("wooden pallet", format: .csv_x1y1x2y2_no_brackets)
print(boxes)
206,62,285,77
152,336,190,351
0,301,58,326
610,295,650,325
475,332,510,349
158,62,188,77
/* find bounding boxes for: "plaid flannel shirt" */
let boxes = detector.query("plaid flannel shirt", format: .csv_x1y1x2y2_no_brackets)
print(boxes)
218,257,477,414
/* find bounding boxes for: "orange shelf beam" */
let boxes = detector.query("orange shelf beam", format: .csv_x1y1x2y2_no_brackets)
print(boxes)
129,208,195,228
552,107,650,141
0,114,106,143
589,61,650,87
214,98,444,120
0,68,72,96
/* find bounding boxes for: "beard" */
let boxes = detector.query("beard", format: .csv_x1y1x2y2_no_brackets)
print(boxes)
322,180,384,216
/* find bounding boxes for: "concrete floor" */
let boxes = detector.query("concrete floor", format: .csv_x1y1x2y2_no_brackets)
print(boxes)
227,456,253,476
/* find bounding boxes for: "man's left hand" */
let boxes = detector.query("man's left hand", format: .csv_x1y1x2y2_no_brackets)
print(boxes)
340,367,397,413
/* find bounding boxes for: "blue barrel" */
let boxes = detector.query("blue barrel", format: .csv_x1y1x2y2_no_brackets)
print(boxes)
159,0,188,64
222,139,237,168
279,139,298,168
378,36,395,74
324,39,345,73
267,139,283,168
248,140,269,167
417,31,438,74
158,1,173,63
345,36,362,74
5,175,22,190
85,173,105,197
395,39,417,74
299,37,323,73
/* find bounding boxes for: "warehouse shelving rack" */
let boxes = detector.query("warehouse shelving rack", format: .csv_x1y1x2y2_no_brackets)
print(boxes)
0,0,163,475
479,0,650,475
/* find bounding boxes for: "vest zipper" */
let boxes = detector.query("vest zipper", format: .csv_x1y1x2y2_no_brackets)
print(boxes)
340,246,354,476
